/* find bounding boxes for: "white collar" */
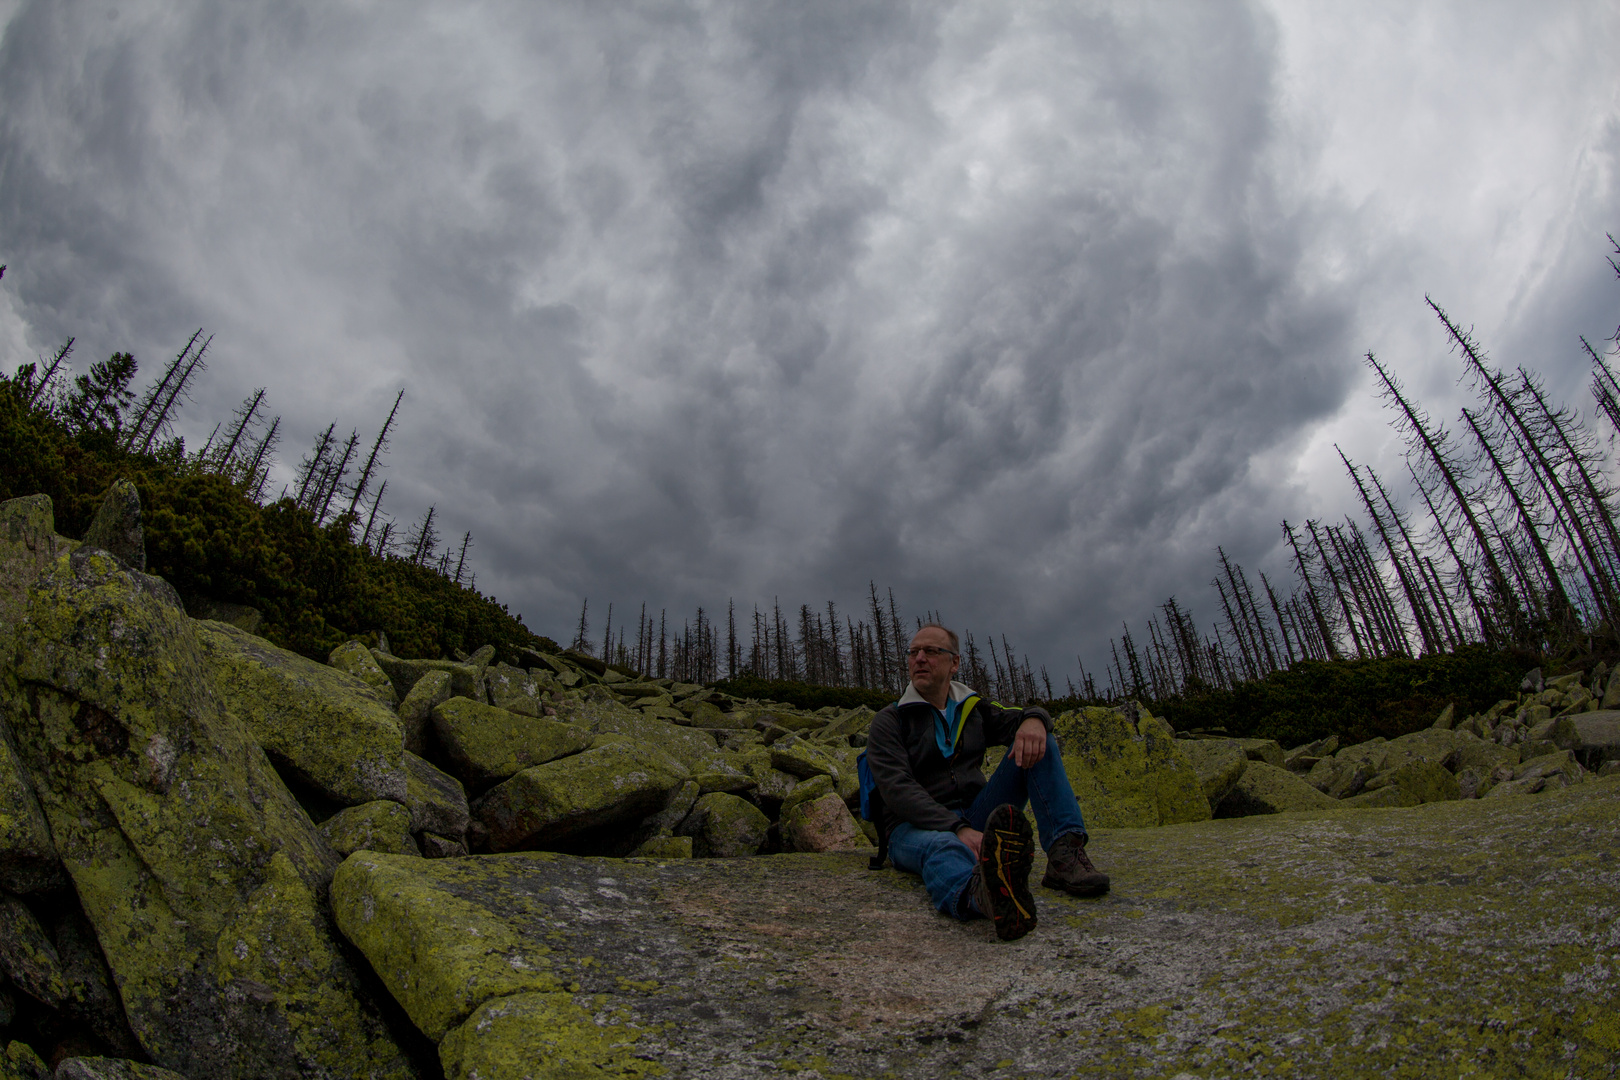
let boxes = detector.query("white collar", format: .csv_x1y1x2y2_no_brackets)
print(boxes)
898,679,977,707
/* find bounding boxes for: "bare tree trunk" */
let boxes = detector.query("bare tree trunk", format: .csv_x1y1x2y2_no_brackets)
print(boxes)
1368,351,1515,642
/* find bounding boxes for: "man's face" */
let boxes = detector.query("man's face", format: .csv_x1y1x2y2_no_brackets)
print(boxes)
908,627,960,700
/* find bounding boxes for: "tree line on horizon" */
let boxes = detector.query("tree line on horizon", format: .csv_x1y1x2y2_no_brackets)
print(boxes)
567,583,1056,703
1098,236,1620,703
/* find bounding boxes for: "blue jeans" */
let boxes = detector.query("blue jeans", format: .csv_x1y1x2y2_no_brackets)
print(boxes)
887,734,1087,920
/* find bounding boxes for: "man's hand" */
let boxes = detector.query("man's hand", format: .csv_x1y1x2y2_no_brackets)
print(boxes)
1011,717,1048,767
954,826,983,858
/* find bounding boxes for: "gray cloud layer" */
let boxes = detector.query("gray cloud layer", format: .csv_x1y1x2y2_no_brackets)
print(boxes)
3,1,1617,678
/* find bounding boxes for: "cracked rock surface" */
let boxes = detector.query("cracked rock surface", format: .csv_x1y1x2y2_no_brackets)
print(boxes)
337,776,1620,1078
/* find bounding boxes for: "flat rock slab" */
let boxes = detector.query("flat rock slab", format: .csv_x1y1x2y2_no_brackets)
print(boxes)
346,778,1620,1078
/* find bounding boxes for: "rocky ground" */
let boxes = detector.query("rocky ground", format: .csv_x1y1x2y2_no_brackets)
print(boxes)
2,483,1618,1079
332,776,1620,1079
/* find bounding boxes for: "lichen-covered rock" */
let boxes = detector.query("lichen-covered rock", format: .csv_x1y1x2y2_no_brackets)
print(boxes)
0,495,69,658
562,695,754,794
80,478,145,571
430,697,593,785
1567,710,1620,769
727,748,798,805
54,1058,190,1080
396,669,452,756
0,892,67,1006
780,774,835,819
816,706,875,744
783,792,863,853
51,906,142,1056
10,549,416,1078
403,751,470,839
1173,740,1248,808
769,735,844,782
1456,764,1501,799
734,706,824,732
1307,755,1372,798
319,801,419,857
630,835,693,858
1526,714,1578,749
1514,749,1586,785
471,742,688,851
309,781,1620,1077
1483,774,1548,798
195,619,408,806
1362,760,1461,804
4,1041,49,1080
635,781,701,841
1338,784,1419,809
371,651,482,701
1282,734,1338,771
0,732,59,895
1215,761,1338,817
675,793,770,857
1207,737,1284,766
1052,708,1210,828
331,851,565,1040
327,640,398,706
482,663,544,717
420,833,469,858
437,991,657,1080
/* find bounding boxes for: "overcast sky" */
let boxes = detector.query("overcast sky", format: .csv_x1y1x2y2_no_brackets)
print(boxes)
2,1,1618,682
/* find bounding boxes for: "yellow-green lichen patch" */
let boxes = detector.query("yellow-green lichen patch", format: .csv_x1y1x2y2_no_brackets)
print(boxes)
211,851,419,1076
1053,707,1210,828
193,619,407,806
331,851,561,1040
438,991,659,1080
9,553,414,1077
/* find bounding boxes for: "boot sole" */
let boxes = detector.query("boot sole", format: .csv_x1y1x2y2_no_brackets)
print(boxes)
981,806,1036,941
1040,871,1110,898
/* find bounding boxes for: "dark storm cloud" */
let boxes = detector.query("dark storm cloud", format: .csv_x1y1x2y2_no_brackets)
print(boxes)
2,0,1615,677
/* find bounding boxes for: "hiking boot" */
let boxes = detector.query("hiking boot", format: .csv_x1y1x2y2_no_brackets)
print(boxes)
1041,832,1110,897
973,804,1037,941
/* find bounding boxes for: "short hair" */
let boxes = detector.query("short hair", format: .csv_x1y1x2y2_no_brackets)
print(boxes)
916,622,960,654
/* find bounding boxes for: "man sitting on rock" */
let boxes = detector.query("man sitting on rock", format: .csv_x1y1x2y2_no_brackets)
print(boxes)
866,623,1108,941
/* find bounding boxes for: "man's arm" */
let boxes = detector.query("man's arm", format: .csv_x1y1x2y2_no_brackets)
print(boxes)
982,702,1053,767
866,706,969,834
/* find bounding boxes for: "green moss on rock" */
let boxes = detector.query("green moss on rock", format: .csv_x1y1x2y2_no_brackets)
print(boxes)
403,750,470,838
1173,739,1248,807
319,800,419,857
371,652,483,701
0,892,68,1006
676,792,770,857
10,550,415,1078
1215,760,1339,817
472,742,689,851
1053,707,1210,828
629,835,693,858
430,696,593,785
331,851,561,1040
327,640,397,706
482,662,544,717
438,991,657,1080
396,669,451,757
194,619,407,806
0,730,60,895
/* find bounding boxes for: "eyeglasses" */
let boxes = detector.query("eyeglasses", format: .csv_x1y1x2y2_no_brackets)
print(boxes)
906,646,957,659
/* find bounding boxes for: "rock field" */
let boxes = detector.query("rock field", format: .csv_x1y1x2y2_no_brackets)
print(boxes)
1,484,1617,1078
